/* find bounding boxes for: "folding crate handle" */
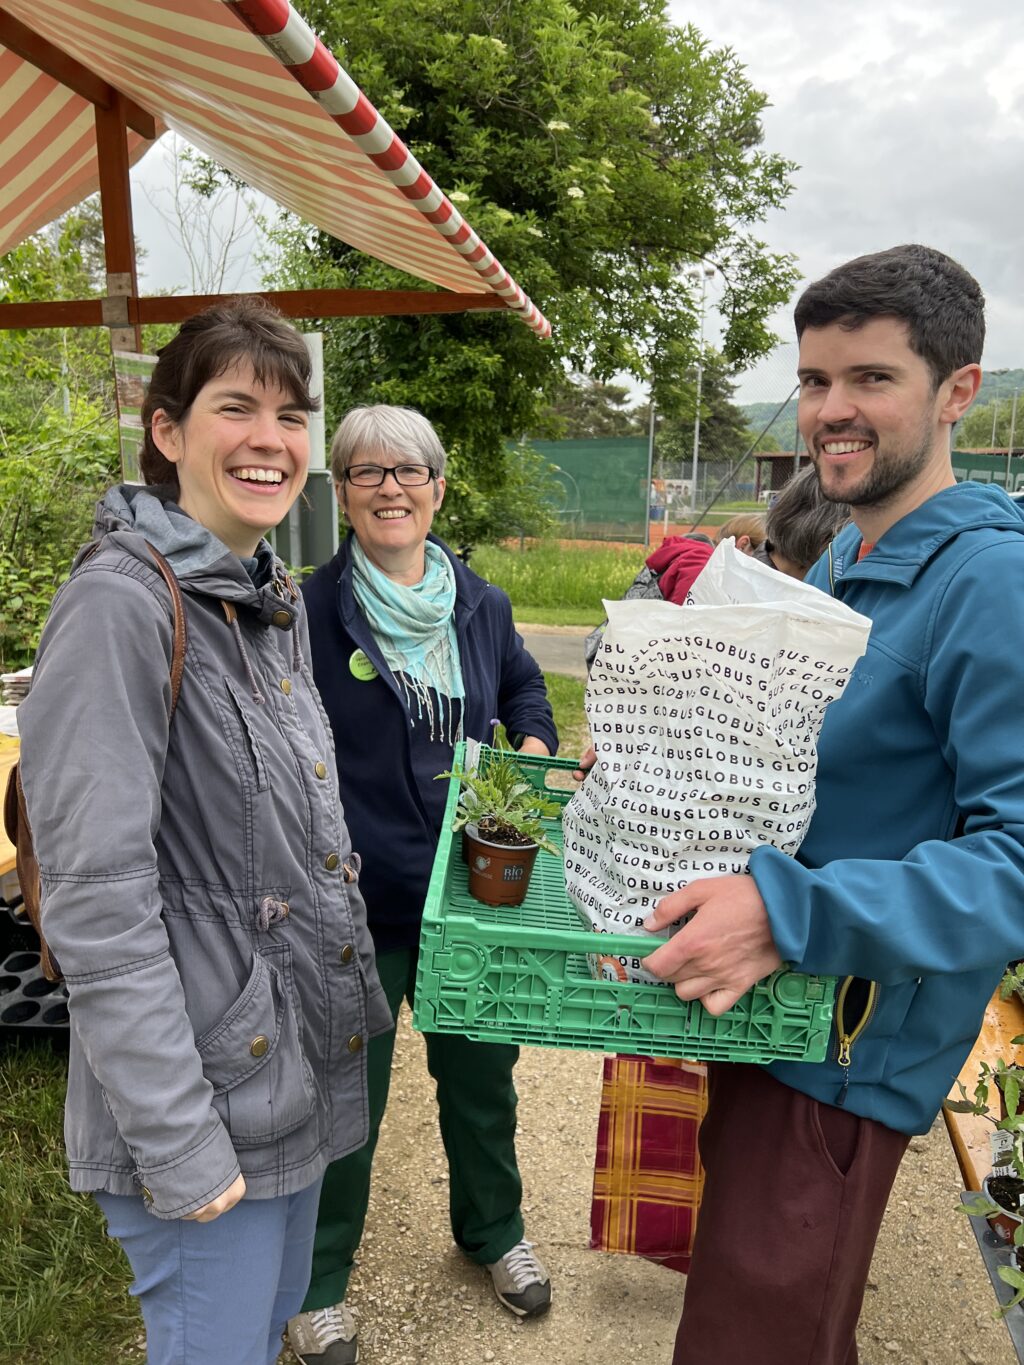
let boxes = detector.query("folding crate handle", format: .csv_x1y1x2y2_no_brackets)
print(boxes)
585,932,668,962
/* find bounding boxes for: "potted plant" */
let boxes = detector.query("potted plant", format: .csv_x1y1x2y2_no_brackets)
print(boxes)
950,968,1024,1311
437,739,560,908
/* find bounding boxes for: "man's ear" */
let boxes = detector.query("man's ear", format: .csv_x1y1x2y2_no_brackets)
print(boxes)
150,409,183,463
939,364,982,426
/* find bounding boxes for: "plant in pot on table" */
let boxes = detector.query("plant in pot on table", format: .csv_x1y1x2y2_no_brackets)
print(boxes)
438,737,560,908
950,972,1024,1310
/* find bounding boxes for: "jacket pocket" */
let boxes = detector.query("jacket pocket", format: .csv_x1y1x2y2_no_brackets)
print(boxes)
194,948,316,1147
224,676,269,791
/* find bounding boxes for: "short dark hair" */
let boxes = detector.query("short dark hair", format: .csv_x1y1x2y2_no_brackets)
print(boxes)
140,298,320,492
793,244,985,389
767,465,849,572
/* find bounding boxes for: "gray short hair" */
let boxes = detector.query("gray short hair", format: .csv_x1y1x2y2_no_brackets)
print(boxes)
767,464,849,571
329,405,447,483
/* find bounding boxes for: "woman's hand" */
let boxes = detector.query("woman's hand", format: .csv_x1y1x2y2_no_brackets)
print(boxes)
517,736,550,757
184,1173,247,1223
573,745,596,782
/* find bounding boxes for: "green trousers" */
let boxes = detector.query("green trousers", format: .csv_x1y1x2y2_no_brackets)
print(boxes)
303,947,525,1311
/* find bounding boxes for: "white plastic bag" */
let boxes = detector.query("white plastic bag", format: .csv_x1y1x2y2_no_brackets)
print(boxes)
562,539,871,984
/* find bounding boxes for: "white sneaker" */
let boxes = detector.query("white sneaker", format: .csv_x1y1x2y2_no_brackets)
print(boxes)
486,1239,552,1318
287,1302,358,1364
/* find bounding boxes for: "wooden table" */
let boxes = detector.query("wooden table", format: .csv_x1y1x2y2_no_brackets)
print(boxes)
944,988,1024,1363
0,735,18,880
943,988,1024,1190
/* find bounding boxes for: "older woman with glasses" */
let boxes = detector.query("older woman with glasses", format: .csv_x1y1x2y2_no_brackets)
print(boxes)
288,406,558,1365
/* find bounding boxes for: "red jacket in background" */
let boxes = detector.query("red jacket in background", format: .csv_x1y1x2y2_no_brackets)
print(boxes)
645,537,715,604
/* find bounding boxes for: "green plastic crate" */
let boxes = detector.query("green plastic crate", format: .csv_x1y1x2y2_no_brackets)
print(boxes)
413,744,836,1064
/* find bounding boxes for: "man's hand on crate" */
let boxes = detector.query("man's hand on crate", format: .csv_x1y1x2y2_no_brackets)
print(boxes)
642,875,783,1017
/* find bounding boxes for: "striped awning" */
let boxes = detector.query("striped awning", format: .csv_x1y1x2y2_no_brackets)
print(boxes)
0,0,550,335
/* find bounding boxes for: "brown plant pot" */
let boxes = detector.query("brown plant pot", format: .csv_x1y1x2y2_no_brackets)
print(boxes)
984,1173,1024,1244
463,823,539,907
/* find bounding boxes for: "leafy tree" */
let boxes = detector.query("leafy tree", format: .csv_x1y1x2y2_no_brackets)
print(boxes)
955,390,1024,450
266,0,798,541
542,374,644,439
632,353,751,477
0,204,120,668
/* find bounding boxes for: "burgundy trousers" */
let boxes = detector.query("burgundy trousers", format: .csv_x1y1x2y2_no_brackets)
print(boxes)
672,1062,910,1365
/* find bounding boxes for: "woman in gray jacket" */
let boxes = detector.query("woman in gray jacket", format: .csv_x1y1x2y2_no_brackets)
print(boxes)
18,299,389,1365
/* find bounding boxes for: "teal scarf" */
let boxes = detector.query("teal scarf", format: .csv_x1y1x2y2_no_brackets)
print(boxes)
350,537,465,742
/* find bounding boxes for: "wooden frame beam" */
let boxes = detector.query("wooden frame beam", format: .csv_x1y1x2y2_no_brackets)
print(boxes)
0,289,511,331
95,93,142,351
0,8,156,138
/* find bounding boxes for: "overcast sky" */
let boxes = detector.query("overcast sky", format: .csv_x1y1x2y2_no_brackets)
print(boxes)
669,0,1024,397
129,2,1024,403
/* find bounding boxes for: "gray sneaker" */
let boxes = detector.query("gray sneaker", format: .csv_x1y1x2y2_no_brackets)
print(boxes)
486,1239,552,1318
287,1302,358,1364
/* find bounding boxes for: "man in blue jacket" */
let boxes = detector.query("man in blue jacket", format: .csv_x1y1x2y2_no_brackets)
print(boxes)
644,244,1024,1364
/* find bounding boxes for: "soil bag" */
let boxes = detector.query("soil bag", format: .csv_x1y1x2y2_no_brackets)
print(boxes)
562,539,872,984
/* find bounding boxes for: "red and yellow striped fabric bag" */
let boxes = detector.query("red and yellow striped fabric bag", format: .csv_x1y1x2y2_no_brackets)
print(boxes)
589,1056,707,1274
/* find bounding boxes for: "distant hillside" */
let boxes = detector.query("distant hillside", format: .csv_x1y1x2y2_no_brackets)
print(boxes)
741,399,799,452
978,369,1024,404
741,368,1024,454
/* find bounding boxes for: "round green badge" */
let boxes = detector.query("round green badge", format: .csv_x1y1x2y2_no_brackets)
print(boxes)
349,649,379,682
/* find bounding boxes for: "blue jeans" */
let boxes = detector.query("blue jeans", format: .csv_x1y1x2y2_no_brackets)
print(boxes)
96,1179,322,1365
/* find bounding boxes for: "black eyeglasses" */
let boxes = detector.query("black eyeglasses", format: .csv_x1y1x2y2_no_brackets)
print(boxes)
344,463,435,488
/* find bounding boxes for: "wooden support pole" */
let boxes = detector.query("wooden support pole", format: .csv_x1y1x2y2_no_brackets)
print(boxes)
94,94,142,352
0,288,511,331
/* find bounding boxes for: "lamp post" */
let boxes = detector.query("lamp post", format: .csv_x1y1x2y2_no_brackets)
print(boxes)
1007,389,1019,494
688,264,715,515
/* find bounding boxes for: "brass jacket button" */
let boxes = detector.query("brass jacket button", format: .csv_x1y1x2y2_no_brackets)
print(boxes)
340,944,354,965
315,761,328,779
280,678,292,695
325,852,340,871
249,1035,269,1057
347,1034,363,1053
271,609,291,628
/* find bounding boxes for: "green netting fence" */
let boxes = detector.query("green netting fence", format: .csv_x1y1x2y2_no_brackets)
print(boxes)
526,437,649,542
953,450,1024,494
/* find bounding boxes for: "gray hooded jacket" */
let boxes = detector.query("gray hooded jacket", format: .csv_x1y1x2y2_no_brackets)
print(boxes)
18,487,390,1217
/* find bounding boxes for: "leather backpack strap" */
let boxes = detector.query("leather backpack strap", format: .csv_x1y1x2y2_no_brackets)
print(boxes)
143,542,187,719
74,539,186,717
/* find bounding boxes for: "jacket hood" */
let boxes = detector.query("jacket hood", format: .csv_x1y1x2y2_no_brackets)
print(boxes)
645,536,715,604
89,485,299,627
830,481,1024,587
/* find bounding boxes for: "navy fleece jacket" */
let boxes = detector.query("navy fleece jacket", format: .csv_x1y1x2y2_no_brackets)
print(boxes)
302,532,557,951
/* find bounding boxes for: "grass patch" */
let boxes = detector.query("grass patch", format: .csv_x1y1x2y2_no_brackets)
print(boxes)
512,606,600,628
0,1038,141,1365
473,540,642,619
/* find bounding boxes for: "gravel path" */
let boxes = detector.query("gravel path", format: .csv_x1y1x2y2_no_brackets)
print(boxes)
281,1008,1014,1365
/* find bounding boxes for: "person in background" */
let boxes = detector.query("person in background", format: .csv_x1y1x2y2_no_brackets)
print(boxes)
17,300,389,1365
714,511,766,555
755,463,849,578
644,244,1024,1364
583,531,718,671
290,406,558,1365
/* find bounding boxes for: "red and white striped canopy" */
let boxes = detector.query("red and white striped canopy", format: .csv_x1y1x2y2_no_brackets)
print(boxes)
0,0,550,335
